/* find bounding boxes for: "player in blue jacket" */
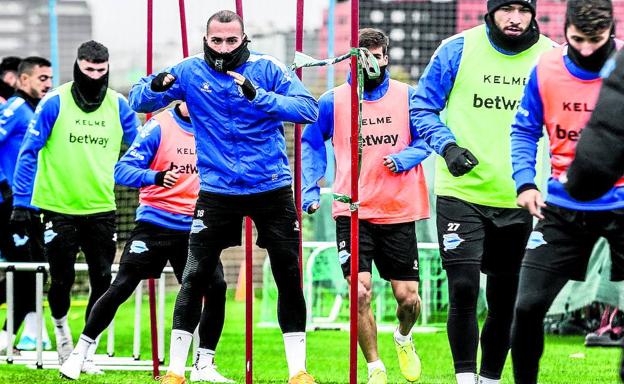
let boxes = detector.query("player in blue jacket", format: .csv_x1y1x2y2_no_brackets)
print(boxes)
0,56,52,353
129,10,318,384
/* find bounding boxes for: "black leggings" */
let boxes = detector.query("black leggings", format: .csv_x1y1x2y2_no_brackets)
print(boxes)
511,267,567,384
446,265,519,378
44,211,116,320
174,241,305,339
84,263,227,350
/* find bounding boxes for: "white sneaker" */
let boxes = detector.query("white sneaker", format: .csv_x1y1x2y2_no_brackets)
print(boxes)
54,327,74,365
190,363,234,382
81,359,104,375
59,350,84,380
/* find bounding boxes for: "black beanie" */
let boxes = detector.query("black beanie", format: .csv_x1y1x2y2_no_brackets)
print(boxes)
487,0,536,16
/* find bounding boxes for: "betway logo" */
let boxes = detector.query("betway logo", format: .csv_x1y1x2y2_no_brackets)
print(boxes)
361,134,398,147
169,161,198,174
473,93,520,111
69,132,109,148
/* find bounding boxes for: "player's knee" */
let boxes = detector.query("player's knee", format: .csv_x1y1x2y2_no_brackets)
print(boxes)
208,278,227,297
398,292,421,312
449,275,479,306
357,286,372,308
51,270,75,289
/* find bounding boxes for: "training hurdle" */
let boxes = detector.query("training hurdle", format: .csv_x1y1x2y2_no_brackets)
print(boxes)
0,262,176,371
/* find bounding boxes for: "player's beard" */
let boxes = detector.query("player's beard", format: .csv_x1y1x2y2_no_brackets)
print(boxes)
485,13,540,54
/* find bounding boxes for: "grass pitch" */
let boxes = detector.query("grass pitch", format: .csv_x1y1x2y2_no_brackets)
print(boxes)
0,292,621,383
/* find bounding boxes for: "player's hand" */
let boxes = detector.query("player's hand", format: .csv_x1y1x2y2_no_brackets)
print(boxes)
10,207,37,238
150,72,176,92
155,170,180,189
226,71,257,100
383,156,398,173
442,143,478,177
307,202,320,214
517,188,546,220
0,180,12,200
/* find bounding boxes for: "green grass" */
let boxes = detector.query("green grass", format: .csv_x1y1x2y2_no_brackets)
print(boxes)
0,292,621,383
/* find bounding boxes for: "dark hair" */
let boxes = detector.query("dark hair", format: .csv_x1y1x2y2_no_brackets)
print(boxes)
206,10,244,33
17,56,51,76
566,0,614,36
0,56,21,75
359,28,389,55
77,40,109,63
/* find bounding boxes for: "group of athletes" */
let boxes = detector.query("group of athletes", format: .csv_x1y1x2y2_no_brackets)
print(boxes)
0,0,622,383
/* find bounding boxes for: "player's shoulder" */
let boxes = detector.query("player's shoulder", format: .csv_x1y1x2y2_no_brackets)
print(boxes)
247,51,289,72
35,89,61,114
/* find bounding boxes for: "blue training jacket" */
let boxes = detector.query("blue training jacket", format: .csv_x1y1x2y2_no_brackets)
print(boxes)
128,52,319,195
511,52,624,211
302,71,432,213
115,108,194,231
0,94,37,193
12,88,140,208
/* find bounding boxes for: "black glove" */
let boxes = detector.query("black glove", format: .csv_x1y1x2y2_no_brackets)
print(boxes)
442,143,479,177
10,207,36,238
0,180,11,201
154,171,167,187
240,77,256,101
150,72,176,92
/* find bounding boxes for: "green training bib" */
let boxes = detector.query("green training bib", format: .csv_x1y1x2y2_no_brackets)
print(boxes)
32,82,123,214
436,25,552,208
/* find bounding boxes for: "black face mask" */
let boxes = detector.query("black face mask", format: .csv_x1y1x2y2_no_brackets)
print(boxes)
485,13,540,54
566,35,615,73
363,65,387,92
203,37,250,73
71,61,109,113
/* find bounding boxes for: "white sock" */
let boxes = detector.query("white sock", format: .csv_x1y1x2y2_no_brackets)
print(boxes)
53,315,67,328
74,335,94,360
394,328,412,344
195,348,215,367
367,360,385,376
478,376,500,384
168,329,193,376
53,315,71,342
85,335,100,361
283,332,306,378
22,312,38,337
456,372,477,384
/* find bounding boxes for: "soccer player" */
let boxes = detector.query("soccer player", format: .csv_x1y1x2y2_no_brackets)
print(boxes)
566,36,624,384
412,1,553,383
11,41,140,365
0,57,52,353
510,1,623,383
59,102,231,381
129,10,318,384
302,28,429,384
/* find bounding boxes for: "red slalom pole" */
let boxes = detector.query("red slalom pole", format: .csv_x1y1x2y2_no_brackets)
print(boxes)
233,4,252,384
294,0,304,286
145,0,160,379
349,0,360,383
244,216,253,384
178,0,189,58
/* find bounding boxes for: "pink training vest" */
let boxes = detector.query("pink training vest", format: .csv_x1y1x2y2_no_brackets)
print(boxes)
537,43,624,187
332,79,429,224
139,110,199,216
